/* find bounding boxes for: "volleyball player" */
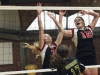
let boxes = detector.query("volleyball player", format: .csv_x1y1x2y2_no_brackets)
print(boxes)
37,2,64,75
59,10,99,75
50,45,91,75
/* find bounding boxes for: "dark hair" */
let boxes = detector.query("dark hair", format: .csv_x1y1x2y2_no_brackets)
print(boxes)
50,45,71,70
75,16,85,22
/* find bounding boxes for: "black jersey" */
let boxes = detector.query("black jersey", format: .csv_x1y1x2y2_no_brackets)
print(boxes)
57,57,85,75
71,25,96,58
40,43,57,69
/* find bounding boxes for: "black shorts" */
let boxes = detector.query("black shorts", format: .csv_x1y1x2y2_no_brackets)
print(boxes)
76,56,97,66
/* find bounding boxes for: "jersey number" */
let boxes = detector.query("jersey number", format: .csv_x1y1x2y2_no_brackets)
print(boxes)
80,31,93,39
71,65,82,75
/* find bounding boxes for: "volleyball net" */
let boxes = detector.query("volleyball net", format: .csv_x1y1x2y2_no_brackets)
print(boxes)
0,65,100,75
0,5,100,75
0,6,100,10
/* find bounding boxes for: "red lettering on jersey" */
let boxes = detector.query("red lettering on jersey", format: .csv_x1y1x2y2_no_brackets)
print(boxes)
80,32,86,39
84,31,93,38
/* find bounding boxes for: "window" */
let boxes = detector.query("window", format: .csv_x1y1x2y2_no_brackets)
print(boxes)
27,11,67,30
27,10,100,30
0,42,13,65
68,10,100,28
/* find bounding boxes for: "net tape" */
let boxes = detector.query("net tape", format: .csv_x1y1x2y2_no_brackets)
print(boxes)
0,65,100,75
0,6,99,10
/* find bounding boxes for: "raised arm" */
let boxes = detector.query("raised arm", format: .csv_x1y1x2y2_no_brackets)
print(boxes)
37,2,44,49
59,10,66,25
79,10,99,31
47,12,63,32
59,10,73,37
47,12,64,46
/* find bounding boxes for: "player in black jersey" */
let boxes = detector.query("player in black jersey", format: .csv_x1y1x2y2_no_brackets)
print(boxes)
50,45,91,75
58,10,99,75
37,2,64,75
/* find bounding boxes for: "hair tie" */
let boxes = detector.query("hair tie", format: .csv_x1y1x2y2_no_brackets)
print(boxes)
63,58,66,60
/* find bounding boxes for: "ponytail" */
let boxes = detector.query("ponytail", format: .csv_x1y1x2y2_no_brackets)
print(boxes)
50,53,67,70
50,45,71,70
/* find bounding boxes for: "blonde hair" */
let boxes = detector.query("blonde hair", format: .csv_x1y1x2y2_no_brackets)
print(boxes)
23,41,40,59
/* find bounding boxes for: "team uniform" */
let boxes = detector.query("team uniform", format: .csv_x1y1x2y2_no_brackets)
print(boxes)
57,57,85,75
71,25,97,65
40,43,57,75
